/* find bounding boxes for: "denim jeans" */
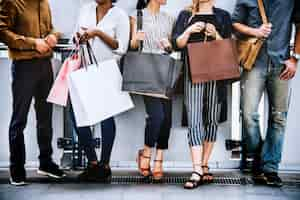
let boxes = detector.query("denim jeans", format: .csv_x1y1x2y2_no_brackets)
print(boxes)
143,96,172,150
241,52,291,173
69,104,116,165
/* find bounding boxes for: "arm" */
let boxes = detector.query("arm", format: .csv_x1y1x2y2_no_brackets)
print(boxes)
172,11,205,49
171,11,189,50
93,29,119,50
129,16,140,49
79,27,119,50
233,22,272,39
0,0,36,50
176,22,205,48
279,3,300,80
232,1,271,38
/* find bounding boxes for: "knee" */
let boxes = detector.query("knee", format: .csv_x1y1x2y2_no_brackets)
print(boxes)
9,117,27,133
146,113,164,127
270,111,287,129
242,111,260,127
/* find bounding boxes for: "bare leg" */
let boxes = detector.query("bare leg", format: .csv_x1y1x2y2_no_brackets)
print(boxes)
137,145,152,177
184,145,203,188
153,149,164,180
202,141,215,181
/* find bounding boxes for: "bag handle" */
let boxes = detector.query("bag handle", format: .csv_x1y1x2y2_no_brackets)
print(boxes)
86,41,99,66
137,9,143,53
257,0,268,24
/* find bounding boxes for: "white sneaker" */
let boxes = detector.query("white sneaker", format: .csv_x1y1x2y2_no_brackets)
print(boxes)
9,178,28,186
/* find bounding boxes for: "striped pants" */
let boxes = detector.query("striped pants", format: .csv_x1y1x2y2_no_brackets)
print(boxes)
184,62,220,147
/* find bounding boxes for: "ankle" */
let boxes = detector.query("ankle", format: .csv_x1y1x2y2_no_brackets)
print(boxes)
193,164,203,175
143,147,152,157
90,161,98,166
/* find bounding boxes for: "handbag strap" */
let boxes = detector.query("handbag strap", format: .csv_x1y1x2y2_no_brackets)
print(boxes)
86,41,99,66
137,9,143,53
257,0,268,24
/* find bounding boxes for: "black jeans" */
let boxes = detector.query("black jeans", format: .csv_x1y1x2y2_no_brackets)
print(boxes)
69,104,116,165
143,96,172,149
9,58,54,170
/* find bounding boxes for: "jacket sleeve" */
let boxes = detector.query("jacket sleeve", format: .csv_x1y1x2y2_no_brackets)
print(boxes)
0,0,36,50
223,11,233,39
171,10,190,51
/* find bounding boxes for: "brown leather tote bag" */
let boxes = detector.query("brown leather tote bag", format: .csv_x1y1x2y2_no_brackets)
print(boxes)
187,38,240,84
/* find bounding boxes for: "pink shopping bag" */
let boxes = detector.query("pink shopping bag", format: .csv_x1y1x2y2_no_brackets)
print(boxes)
47,53,81,106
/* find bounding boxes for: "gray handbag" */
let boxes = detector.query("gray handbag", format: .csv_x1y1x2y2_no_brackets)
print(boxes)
122,10,182,99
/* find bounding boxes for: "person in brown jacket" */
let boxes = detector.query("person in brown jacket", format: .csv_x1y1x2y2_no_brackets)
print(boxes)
0,0,65,186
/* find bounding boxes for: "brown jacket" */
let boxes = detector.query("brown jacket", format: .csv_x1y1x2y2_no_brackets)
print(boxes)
296,25,300,55
0,0,60,60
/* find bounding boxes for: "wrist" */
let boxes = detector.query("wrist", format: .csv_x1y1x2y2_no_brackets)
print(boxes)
130,39,139,49
184,29,192,37
292,53,300,61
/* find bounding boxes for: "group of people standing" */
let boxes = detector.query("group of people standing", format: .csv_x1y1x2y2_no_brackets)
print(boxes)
0,0,299,189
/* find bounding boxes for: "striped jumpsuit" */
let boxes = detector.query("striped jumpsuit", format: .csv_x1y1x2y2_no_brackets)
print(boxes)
184,14,221,147
184,57,220,146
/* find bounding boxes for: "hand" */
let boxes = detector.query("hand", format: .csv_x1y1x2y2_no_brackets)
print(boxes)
79,27,97,43
35,39,50,54
45,34,57,48
186,21,206,35
205,23,217,38
254,23,272,39
280,57,298,80
135,30,146,41
159,38,172,52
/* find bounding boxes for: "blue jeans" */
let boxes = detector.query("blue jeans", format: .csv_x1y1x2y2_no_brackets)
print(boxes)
143,96,172,149
69,104,116,165
241,54,291,173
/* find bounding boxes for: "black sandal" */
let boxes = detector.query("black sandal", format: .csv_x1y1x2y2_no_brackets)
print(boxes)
184,171,203,189
202,165,213,184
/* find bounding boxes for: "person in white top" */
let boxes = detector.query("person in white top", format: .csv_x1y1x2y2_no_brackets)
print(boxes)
70,0,130,181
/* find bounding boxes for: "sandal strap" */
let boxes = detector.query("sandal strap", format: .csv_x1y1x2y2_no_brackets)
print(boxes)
193,163,202,167
203,173,213,176
185,177,203,188
154,160,163,163
139,150,151,159
201,165,210,169
142,155,151,159
186,179,199,185
191,171,203,178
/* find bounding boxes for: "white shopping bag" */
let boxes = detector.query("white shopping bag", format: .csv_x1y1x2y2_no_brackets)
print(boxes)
68,59,134,127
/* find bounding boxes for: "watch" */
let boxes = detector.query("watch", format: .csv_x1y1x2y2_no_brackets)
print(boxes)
292,53,300,60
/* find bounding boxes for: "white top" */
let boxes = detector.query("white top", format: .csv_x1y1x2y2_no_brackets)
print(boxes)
74,2,130,62
131,9,175,54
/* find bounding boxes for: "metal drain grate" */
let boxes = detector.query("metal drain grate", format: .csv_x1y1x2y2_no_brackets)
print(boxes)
110,176,249,185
